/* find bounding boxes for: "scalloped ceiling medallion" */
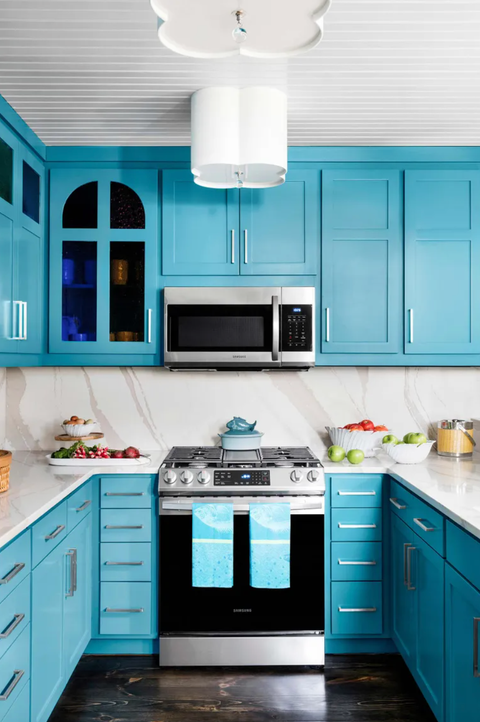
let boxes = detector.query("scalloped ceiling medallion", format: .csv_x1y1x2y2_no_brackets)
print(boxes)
150,0,332,59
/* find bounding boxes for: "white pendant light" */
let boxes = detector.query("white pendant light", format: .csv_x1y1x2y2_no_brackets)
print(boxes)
191,87,287,189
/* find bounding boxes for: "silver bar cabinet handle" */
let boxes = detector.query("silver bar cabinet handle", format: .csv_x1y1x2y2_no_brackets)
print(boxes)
22,302,27,341
231,229,235,263
407,545,416,591
0,670,25,701
45,524,65,540
338,560,376,566
390,497,407,510
338,523,376,529
272,295,279,362
0,563,25,585
338,491,376,497
105,525,144,530
0,614,25,639
105,492,145,497
66,549,77,597
147,309,152,344
403,543,412,586
105,561,144,566
11,301,23,341
105,608,144,613
413,518,436,532
325,307,330,342
338,607,377,613
409,308,414,343
76,500,92,512
474,617,480,678
244,229,248,263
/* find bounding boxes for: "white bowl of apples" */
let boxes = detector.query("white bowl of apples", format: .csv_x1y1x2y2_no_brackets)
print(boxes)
326,420,390,458
382,432,435,464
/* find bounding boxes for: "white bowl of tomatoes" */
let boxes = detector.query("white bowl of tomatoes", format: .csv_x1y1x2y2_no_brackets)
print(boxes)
326,420,390,458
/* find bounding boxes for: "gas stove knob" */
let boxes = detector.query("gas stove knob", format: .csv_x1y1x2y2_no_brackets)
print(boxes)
180,470,193,485
307,469,320,482
197,470,211,485
163,470,177,485
290,470,303,483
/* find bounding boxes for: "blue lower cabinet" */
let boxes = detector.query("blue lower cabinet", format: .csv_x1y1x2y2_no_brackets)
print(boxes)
331,542,382,582
100,582,152,636
0,624,30,722
32,501,67,568
331,475,383,508
63,514,92,678
0,531,31,605
100,508,152,543
100,543,152,582
331,508,382,542
390,512,416,665
445,564,480,722
331,582,383,636
2,675,29,722
66,480,93,532
0,577,30,661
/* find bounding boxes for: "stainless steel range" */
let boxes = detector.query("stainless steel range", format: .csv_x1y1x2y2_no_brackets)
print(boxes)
158,446,325,667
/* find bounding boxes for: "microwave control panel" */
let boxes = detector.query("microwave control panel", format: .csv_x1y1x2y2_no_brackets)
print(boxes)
281,305,313,351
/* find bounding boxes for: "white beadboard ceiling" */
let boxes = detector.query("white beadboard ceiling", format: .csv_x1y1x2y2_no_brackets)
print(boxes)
0,0,480,146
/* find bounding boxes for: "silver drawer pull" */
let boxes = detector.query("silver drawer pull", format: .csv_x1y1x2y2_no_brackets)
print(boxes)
338,523,377,529
413,518,436,532
474,617,480,678
338,491,376,496
76,500,92,512
390,497,407,510
338,560,377,566
45,524,65,540
0,563,25,585
105,525,144,530
105,561,144,566
0,614,25,639
338,607,377,613
105,492,145,497
105,608,144,613
0,670,24,700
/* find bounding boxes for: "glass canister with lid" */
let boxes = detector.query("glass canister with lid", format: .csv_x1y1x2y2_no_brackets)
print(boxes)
437,419,475,458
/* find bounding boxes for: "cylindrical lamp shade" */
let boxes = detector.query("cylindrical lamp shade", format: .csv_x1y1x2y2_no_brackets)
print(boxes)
191,87,287,189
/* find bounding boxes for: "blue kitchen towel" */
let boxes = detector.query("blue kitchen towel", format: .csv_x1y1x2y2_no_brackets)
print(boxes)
192,503,233,588
250,503,291,589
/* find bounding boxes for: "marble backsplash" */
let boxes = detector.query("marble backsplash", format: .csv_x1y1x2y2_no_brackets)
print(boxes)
2,366,480,453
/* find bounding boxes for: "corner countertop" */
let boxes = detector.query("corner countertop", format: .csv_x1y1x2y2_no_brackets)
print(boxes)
1,449,480,550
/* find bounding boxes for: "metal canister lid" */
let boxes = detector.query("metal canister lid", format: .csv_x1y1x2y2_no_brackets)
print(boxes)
438,419,473,430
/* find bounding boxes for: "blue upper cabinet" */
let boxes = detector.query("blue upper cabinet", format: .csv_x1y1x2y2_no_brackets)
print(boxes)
49,169,158,355
405,170,480,354
239,170,319,275
322,168,402,354
162,170,239,276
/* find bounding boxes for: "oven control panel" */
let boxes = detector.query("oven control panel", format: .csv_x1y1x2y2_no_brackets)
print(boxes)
281,305,312,351
214,470,271,486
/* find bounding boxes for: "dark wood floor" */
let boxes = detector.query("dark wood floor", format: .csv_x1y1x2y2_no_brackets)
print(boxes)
50,654,436,722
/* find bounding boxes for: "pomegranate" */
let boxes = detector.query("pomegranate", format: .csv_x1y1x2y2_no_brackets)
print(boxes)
124,446,140,459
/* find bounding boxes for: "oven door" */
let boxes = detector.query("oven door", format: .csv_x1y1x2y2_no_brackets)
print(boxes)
159,497,325,635
164,287,281,368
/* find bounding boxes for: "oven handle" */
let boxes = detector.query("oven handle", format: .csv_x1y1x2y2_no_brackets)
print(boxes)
272,295,280,362
160,500,324,514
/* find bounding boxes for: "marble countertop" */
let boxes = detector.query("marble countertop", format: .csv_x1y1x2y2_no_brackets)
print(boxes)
2,449,480,549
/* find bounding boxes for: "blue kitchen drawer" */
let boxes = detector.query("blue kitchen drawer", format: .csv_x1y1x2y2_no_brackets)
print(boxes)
32,501,67,568
66,480,93,532
100,543,152,582
331,582,383,636
331,475,383,508
0,577,30,661
2,676,29,722
389,479,445,556
100,476,154,508
0,624,30,722
331,508,382,542
331,542,382,581
446,520,480,592
100,509,152,543
0,531,30,606
99,582,152,636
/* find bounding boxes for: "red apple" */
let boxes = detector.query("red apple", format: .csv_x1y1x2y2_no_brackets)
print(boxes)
359,419,375,431
374,424,389,432
348,424,364,432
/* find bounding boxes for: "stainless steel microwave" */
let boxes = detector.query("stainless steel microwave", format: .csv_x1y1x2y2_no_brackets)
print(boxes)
164,287,315,370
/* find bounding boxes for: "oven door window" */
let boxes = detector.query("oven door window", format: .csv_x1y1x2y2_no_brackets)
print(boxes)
160,514,324,634
167,305,273,352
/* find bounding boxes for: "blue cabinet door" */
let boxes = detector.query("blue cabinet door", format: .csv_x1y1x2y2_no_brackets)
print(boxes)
239,170,319,275
445,564,480,722
63,513,92,679
0,122,17,354
405,170,480,354
162,170,239,275
31,541,66,722
322,168,402,353
391,512,416,665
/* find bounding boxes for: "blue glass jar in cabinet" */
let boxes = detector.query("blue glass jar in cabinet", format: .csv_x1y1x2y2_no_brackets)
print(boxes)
49,169,158,355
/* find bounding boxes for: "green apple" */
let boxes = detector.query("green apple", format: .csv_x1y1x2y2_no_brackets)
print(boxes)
396,441,405,445
382,434,398,445
403,433,412,443
406,432,427,445
328,445,346,462
347,448,365,465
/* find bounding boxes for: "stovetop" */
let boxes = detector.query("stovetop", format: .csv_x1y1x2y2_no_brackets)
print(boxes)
162,446,320,468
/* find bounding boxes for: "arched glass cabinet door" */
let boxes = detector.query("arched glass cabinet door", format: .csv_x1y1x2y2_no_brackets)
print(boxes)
49,169,158,357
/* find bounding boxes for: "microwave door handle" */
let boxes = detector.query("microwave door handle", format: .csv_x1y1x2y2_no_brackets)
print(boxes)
272,295,280,361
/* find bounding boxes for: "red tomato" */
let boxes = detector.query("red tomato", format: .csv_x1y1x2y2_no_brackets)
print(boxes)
348,424,364,432
373,424,388,432
359,419,375,431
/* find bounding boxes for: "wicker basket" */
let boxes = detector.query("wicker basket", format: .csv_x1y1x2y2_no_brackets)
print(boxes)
0,451,12,493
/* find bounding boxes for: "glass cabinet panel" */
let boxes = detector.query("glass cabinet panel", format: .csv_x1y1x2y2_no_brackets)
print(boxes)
22,161,40,223
110,182,145,229
62,241,97,341
109,241,145,342
0,137,13,205
63,181,98,228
